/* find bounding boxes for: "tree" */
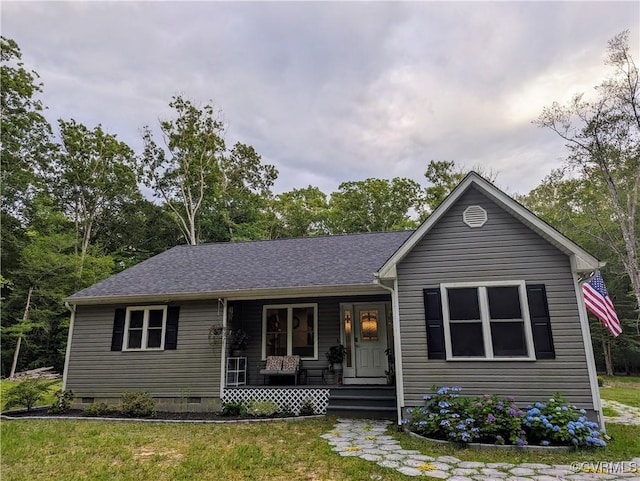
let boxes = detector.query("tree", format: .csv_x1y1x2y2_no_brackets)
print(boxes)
521,171,639,375
204,142,278,242
1,195,113,374
138,95,226,245
536,30,640,315
138,96,278,244
271,186,329,238
92,198,183,270
421,160,498,219
46,119,138,267
328,178,421,233
0,37,53,214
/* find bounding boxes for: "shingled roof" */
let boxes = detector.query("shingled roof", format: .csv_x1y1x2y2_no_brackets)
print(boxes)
67,230,413,303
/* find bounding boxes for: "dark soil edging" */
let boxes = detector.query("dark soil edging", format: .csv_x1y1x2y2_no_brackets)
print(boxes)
405,429,576,452
1,407,324,424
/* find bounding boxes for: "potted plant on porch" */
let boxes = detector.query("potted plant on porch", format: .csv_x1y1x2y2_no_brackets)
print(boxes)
228,329,249,357
385,348,395,385
325,344,346,384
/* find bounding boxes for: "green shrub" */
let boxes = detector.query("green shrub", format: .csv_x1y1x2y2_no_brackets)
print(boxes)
119,391,157,418
246,400,279,417
597,376,605,387
221,401,247,417
3,378,53,412
299,398,315,416
84,402,112,417
48,389,74,414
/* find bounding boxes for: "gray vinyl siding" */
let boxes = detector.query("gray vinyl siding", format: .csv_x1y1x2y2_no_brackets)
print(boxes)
397,186,594,410
232,294,391,384
66,300,222,398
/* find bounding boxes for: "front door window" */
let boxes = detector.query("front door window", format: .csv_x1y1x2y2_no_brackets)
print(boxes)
360,310,379,341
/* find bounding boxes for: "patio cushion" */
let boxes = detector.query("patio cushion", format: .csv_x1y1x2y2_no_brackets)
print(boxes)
265,356,283,371
282,355,300,371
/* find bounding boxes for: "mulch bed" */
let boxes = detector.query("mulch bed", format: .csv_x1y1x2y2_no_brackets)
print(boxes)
2,407,311,421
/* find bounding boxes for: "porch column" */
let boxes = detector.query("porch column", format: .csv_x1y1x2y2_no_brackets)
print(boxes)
219,298,228,397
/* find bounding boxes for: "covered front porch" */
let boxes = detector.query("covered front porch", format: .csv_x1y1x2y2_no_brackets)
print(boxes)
220,294,395,387
218,293,397,416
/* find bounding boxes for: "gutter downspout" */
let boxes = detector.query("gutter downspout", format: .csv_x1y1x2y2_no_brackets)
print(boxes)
376,278,406,428
570,255,604,429
219,298,228,400
62,301,76,391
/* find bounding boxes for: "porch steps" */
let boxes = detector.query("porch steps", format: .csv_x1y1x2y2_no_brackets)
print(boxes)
326,386,397,419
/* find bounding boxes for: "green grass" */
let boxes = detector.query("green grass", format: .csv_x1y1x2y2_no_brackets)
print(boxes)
2,417,639,481
600,375,640,408
1,418,410,481
602,406,619,417
1,379,62,411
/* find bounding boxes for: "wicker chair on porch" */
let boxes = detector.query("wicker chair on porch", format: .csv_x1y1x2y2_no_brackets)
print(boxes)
258,355,301,385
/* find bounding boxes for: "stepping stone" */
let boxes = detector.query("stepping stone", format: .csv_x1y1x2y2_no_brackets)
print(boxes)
480,468,507,477
518,463,550,469
453,468,480,476
360,454,382,462
397,466,422,477
377,460,400,469
458,461,484,468
487,463,514,469
437,455,462,464
509,467,535,476
423,471,449,479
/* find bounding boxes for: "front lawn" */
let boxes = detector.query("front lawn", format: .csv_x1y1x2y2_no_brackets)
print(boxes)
1,418,408,481
600,375,640,408
2,417,639,481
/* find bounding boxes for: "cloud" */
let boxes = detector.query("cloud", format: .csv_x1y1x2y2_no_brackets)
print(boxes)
2,1,638,196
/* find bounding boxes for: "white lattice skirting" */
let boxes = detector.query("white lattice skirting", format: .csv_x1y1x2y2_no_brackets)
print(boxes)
223,388,331,415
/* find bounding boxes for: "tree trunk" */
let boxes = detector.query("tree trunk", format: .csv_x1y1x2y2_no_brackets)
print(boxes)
10,286,33,378
602,337,614,376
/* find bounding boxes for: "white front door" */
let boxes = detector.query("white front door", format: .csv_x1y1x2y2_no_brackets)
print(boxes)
354,304,388,377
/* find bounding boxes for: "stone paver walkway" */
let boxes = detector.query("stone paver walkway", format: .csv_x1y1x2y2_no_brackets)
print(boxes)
321,418,640,480
602,400,640,426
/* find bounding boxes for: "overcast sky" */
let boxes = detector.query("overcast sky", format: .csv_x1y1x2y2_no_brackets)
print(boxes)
3,1,639,196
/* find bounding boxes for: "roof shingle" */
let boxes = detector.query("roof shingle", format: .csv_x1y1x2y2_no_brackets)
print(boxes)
68,231,413,300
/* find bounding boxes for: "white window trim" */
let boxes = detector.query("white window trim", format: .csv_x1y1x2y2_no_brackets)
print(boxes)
440,280,536,361
261,303,318,360
123,305,168,351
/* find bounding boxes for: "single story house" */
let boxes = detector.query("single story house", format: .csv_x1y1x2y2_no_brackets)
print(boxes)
63,173,604,425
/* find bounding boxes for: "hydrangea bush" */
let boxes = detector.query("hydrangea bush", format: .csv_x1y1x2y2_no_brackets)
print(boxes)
523,395,606,447
403,386,607,448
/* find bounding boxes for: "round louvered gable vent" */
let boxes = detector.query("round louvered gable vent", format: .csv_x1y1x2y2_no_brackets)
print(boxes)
463,205,487,228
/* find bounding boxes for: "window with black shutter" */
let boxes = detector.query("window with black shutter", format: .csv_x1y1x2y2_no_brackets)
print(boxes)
110,305,179,351
424,281,553,361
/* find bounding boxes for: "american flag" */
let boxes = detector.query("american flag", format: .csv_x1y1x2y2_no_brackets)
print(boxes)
582,272,622,338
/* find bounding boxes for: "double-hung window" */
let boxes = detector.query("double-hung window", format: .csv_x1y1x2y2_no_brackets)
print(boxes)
441,281,535,360
123,306,167,351
262,304,318,360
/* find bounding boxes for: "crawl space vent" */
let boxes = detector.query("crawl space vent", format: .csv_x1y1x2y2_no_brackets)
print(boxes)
463,205,488,228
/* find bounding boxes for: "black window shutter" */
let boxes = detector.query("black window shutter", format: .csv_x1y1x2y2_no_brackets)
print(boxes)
111,308,126,351
423,288,446,359
165,306,180,350
526,284,555,359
